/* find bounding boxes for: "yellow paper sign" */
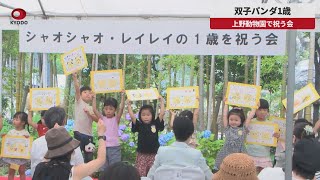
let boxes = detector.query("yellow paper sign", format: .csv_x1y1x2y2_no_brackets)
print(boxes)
270,116,286,141
30,88,60,111
1,135,33,159
226,82,261,109
126,88,159,101
246,121,279,147
61,46,88,75
90,69,124,93
166,86,199,109
282,83,320,114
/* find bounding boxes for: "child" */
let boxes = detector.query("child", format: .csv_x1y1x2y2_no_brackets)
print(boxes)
258,123,318,180
92,91,125,169
246,99,279,173
72,72,98,163
170,109,199,129
26,94,49,137
2,112,30,180
213,99,255,171
273,116,295,168
170,108,199,148
293,122,315,144
27,110,48,137
127,96,165,177
274,140,285,168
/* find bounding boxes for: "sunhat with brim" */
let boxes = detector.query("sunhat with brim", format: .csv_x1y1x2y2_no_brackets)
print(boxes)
44,127,80,159
214,153,258,180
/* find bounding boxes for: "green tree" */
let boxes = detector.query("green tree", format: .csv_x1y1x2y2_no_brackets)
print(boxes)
313,33,320,123
260,56,286,93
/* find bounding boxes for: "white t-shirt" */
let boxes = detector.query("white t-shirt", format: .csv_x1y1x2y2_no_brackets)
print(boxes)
7,129,30,136
258,167,285,180
259,167,320,180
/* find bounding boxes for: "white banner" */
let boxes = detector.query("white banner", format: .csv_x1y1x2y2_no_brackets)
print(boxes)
19,19,286,55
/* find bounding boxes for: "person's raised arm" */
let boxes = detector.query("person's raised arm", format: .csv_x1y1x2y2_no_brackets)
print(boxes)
158,96,165,121
193,108,199,130
126,100,137,124
192,97,200,130
245,101,259,127
27,101,38,129
72,72,81,101
90,114,99,122
245,109,256,127
27,111,38,130
314,119,320,133
169,110,177,128
223,98,229,128
84,107,99,123
92,93,103,119
116,90,126,123
73,119,106,179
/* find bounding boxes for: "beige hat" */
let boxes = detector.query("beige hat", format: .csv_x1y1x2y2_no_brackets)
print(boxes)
44,127,80,159
214,153,258,180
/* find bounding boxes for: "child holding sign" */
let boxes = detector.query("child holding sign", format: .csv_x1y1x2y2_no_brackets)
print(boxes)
247,99,280,173
213,98,256,171
92,92,125,169
2,112,30,180
170,108,199,148
72,72,98,163
127,96,165,177
27,102,48,137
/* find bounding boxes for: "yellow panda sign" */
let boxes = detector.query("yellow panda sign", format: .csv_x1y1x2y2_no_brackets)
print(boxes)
30,88,60,111
90,69,124,93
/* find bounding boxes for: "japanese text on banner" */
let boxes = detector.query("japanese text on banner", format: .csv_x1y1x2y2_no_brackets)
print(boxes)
19,19,286,55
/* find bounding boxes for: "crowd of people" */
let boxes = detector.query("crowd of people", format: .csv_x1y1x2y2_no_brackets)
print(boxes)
1,69,320,180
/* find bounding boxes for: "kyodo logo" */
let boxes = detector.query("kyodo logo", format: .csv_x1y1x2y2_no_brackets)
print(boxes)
10,8,28,25
261,0,315,3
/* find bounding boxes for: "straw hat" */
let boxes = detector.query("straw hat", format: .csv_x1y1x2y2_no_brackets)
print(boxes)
44,127,80,159
214,153,258,180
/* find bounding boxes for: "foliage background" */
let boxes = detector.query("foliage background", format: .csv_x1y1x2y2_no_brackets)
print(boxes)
0,30,318,176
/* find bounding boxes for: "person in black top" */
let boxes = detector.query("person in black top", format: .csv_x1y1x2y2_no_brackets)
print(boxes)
127,96,165,177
